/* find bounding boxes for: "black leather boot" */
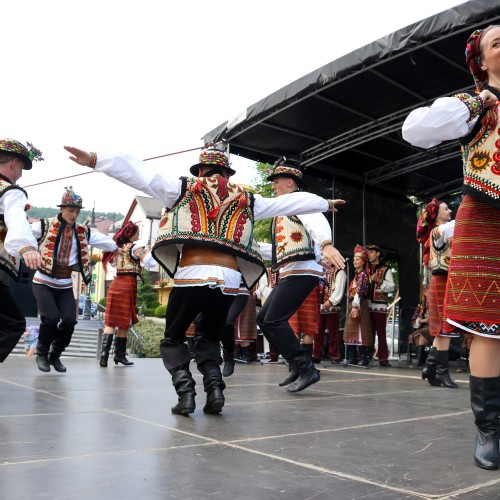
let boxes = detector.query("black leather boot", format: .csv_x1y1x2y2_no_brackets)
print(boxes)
202,367,226,414
113,337,134,366
279,358,300,387
470,375,500,470
421,346,439,386
346,345,358,365
48,350,67,373
434,350,459,388
100,334,114,367
171,367,196,415
240,345,253,363
416,346,428,367
36,343,51,372
359,346,370,368
222,349,235,377
286,350,320,393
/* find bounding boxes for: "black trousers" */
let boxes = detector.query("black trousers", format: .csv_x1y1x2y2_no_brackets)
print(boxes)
220,294,249,352
256,275,319,360
32,284,77,355
0,283,26,362
160,286,234,373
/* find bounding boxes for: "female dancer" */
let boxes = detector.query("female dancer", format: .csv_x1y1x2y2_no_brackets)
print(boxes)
403,25,500,469
100,221,156,367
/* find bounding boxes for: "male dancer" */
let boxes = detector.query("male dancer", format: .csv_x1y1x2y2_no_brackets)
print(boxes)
257,159,341,392
31,187,116,373
65,146,345,414
366,244,395,367
0,139,43,362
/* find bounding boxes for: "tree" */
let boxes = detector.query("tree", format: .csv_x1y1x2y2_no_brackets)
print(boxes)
137,269,160,310
252,162,274,243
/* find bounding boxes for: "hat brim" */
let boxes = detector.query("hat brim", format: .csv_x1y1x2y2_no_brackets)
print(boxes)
190,163,236,176
11,152,32,170
267,173,304,187
58,204,84,209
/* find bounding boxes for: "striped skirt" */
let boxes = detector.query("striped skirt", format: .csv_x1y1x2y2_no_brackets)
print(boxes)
344,298,373,346
235,293,257,341
289,285,320,336
444,195,500,337
429,273,459,337
104,275,139,329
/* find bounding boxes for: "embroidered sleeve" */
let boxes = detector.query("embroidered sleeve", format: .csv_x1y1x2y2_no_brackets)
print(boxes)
453,93,485,123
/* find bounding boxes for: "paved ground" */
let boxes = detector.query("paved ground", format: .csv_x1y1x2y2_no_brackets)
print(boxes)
1,356,499,500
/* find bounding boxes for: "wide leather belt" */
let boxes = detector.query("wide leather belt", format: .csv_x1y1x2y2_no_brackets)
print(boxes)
53,264,74,279
180,245,238,271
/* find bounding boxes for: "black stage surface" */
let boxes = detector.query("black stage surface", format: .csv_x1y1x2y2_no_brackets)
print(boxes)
1,357,498,499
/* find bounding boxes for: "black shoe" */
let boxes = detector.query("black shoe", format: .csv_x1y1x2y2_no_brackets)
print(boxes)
422,347,438,386
222,350,235,377
279,360,299,387
203,388,225,414
36,354,51,372
48,353,67,373
113,337,134,366
286,352,320,393
379,361,392,367
172,395,196,415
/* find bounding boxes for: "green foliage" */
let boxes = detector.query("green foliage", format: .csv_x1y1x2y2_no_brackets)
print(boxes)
252,162,274,242
137,269,160,310
145,308,156,317
99,297,106,306
132,319,163,358
155,304,167,317
27,206,124,222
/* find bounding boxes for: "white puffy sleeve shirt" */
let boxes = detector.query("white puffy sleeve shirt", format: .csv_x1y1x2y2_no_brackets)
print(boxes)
402,97,477,148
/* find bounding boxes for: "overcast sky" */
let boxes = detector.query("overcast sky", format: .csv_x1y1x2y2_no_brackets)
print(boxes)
3,0,466,214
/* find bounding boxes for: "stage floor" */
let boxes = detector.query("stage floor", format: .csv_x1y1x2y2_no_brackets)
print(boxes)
0,356,498,499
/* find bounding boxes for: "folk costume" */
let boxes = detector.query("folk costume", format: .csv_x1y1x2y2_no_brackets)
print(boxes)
343,245,373,367
366,244,395,366
79,148,336,414
402,27,500,469
313,268,346,363
100,221,156,367
416,199,459,388
257,160,335,392
0,139,42,362
411,291,431,366
31,187,116,373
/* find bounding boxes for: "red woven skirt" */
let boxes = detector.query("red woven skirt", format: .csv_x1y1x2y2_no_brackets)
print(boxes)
428,273,459,337
235,293,257,341
289,285,320,336
104,275,139,329
443,195,500,336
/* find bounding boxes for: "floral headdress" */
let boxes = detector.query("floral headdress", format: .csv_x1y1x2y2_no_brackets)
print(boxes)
266,157,304,187
0,139,43,170
57,186,83,208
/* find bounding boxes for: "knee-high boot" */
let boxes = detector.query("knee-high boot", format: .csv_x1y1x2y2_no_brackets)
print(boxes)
286,347,320,393
470,375,500,470
222,349,235,377
100,334,114,367
346,344,358,365
113,337,134,366
170,366,196,415
280,344,312,387
421,346,438,386
358,346,370,368
434,350,459,388
201,365,226,414
36,342,51,372
48,346,67,373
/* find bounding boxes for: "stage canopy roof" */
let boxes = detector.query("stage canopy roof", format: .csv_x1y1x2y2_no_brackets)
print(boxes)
203,0,500,201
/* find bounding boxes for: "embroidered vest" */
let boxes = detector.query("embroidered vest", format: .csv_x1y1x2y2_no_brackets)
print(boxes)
369,264,390,304
349,270,369,300
457,89,500,206
271,215,315,272
0,176,29,281
116,243,142,278
38,216,92,284
153,175,265,288
428,226,452,275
